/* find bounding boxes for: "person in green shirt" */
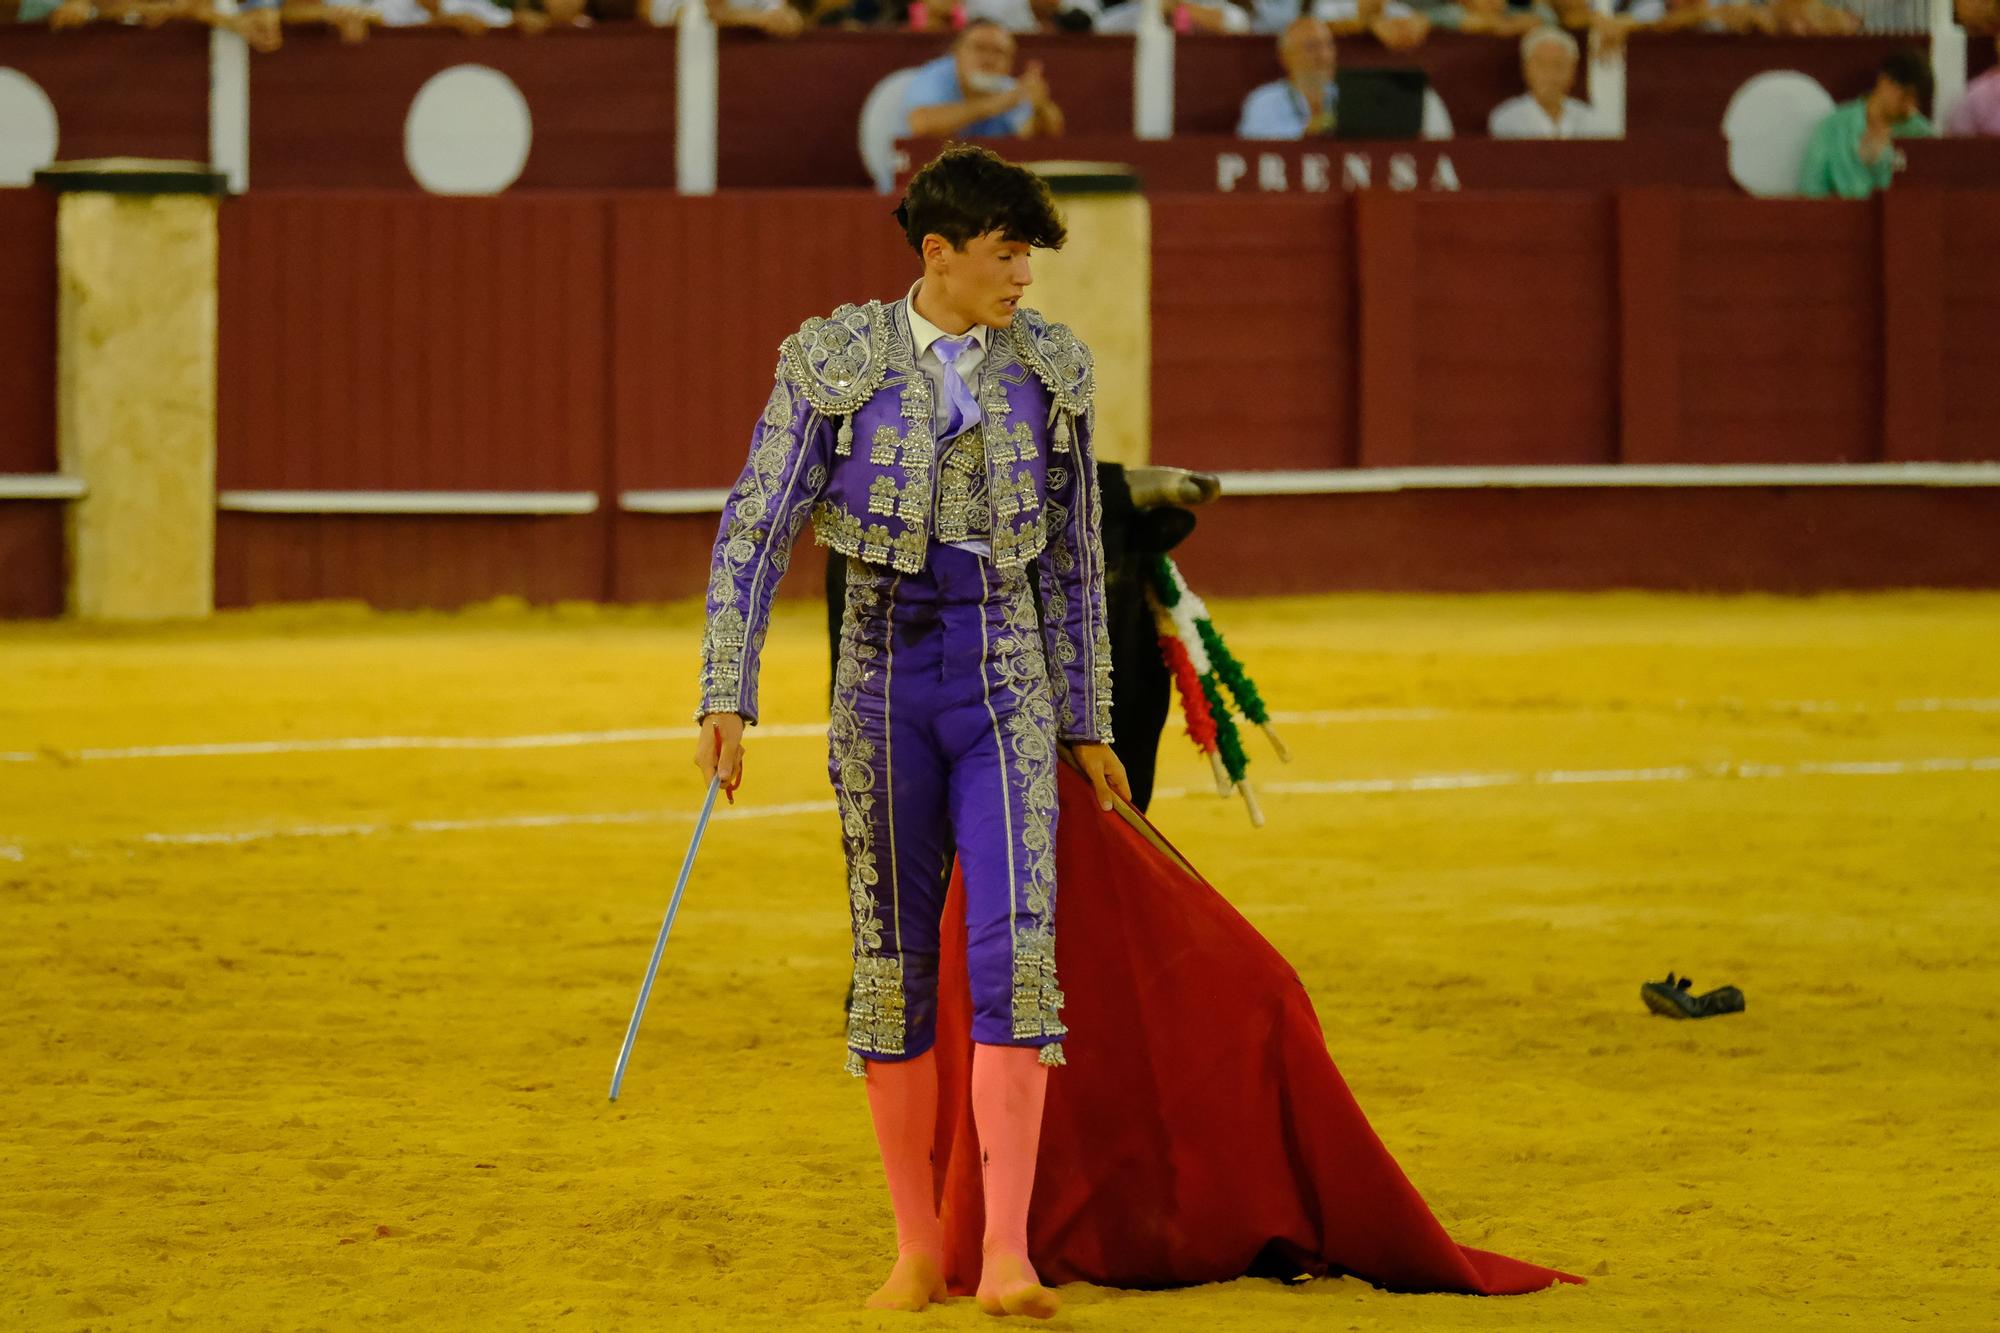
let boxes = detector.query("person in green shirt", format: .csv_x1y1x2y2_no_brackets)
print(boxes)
1799,48,1935,199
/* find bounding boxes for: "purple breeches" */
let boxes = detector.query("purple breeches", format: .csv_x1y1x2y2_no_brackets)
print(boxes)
833,543,1066,1073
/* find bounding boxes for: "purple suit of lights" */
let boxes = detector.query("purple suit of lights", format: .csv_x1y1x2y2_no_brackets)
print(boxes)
698,298,1113,1072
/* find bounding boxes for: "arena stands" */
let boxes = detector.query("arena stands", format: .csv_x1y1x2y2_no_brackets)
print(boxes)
0,4,1997,616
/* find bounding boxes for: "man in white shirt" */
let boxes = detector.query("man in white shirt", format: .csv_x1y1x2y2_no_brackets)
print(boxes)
1487,26,1606,139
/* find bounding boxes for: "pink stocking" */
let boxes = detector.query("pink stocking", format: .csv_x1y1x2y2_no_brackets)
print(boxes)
865,1050,943,1260
971,1042,1060,1318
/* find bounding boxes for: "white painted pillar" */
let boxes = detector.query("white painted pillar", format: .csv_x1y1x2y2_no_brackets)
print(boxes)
1588,0,1627,137
1134,0,1174,141
675,0,719,195
208,5,249,193
1929,0,1968,129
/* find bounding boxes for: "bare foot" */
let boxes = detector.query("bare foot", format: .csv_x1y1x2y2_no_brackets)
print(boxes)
975,1247,1059,1320
866,1250,948,1313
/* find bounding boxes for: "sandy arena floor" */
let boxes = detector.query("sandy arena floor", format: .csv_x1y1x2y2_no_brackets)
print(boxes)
4,591,1999,1332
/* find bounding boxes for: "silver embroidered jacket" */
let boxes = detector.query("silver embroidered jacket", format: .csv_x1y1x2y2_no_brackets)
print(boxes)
696,298,1114,745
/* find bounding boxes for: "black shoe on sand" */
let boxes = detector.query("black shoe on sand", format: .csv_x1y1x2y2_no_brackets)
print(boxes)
1642,972,1746,1019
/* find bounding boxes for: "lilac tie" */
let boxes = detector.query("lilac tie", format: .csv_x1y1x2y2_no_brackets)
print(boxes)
933,334,983,440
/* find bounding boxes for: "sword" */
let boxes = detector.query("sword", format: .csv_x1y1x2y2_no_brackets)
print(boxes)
608,763,726,1102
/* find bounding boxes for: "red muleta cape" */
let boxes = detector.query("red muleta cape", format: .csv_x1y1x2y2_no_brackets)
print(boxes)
930,763,1586,1298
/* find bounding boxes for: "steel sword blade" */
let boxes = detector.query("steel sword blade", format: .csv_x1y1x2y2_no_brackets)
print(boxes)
608,769,723,1102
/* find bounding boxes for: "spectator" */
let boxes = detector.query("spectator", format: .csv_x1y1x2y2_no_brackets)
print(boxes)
649,0,805,34
334,0,514,31
16,0,95,25
1594,0,1771,48
1097,0,1251,32
1318,0,1427,46
904,20,1065,141
1247,0,1425,46
1428,0,1557,34
966,0,1101,32
1237,17,1338,140
1946,33,2000,136
1753,0,1860,32
1798,47,1933,198
503,0,595,32
1489,27,1605,139
18,0,264,35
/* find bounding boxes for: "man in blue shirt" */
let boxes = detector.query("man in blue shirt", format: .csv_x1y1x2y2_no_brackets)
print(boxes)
1237,17,1338,139
904,19,1067,140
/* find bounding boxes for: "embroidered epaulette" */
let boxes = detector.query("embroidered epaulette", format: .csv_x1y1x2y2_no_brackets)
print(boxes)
778,300,895,417
1007,307,1094,416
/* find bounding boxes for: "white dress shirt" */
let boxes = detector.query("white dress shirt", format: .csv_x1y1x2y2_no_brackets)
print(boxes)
1487,94,1606,140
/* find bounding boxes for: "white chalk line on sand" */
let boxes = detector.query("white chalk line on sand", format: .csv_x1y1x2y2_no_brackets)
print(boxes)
5,698,1999,766
1,753,1989,863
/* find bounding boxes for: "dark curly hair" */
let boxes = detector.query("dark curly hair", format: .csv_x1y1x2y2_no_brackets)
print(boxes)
1878,47,1933,106
894,144,1067,255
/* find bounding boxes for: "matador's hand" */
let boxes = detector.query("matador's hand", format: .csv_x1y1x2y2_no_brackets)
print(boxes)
695,712,745,795
1071,742,1132,813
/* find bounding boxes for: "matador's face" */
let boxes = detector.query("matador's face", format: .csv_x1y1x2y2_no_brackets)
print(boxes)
928,230,1035,330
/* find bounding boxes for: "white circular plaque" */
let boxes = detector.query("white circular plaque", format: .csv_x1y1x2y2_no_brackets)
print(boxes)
404,65,533,197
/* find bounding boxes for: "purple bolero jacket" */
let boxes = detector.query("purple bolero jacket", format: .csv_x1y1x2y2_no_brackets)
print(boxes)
696,298,1114,745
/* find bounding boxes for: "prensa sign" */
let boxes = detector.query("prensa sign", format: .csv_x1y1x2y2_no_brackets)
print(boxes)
1216,150,1463,193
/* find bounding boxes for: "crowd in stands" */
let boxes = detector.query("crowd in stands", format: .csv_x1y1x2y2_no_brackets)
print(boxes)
5,0,1995,192
7,0,1996,48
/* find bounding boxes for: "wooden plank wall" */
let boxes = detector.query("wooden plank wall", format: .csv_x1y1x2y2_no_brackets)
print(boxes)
215,194,616,608
249,29,681,190
1152,187,1998,476
0,190,61,618
6,186,1999,616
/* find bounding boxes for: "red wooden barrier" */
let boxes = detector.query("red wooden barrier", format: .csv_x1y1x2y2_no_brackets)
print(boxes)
1175,488,2000,595
219,193,612,490
1677,195,1882,464
213,514,612,609
250,28,680,190
155,186,2000,608
1151,194,1353,472
9,186,2000,616
0,26,207,163
0,191,55,475
0,190,61,619
1409,192,1618,465
1938,190,2000,462
215,192,616,607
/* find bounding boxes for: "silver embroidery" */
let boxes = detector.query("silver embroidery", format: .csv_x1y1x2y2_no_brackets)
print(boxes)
935,427,989,546
1005,307,1095,423
780,302,895,417
1034,442,1114,744
975,337,1046,571
991,571,1066,1042
870,423,901,466
1081,441,1114,741
809,303,939,576
698,373,821,721
833,561,908,1062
